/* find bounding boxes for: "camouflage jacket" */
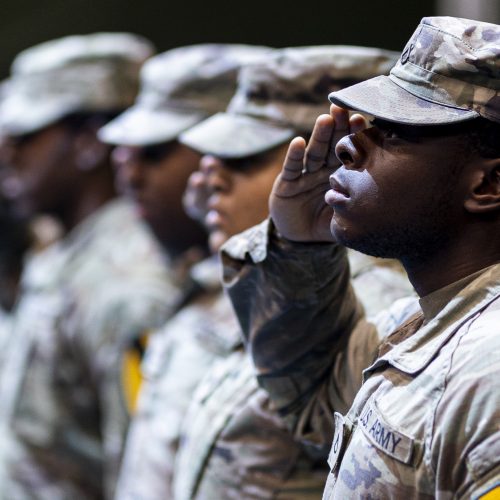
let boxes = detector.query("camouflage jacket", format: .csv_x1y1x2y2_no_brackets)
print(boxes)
115,257,242,500
0,199,181,500
221,220,500,499
172,247,413,500
0,308,12,371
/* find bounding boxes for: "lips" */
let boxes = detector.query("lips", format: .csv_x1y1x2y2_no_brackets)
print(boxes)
205,209,224,228
325,174,350,206
205,194,226,229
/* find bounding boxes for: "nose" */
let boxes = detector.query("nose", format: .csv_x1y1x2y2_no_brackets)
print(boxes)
200,155,232,194
112,146,144,190
335,134,364,170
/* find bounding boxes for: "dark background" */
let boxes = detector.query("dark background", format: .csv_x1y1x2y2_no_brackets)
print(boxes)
1,0,499,78
0,0,436,77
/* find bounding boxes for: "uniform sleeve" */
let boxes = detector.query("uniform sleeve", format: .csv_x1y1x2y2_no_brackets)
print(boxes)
221,219,369,451
431,306,500,499
62,275,174,498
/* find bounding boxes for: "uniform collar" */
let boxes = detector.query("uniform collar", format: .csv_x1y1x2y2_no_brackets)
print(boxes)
364,263,500,377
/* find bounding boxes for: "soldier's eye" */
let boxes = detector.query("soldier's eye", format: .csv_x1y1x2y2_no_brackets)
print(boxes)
383,128,400,139
371,119,400,139
139,142,176,163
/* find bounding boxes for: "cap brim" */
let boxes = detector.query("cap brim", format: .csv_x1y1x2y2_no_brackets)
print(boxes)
179,112,295,158
0,96,78,136
98,106,207,146
329,75,479,125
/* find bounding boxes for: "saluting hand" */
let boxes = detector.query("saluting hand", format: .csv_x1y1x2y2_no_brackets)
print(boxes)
269,105,367,242
183,169,210,225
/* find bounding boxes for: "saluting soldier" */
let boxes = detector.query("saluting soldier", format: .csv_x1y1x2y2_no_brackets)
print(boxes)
97,44,270,500
221,17,500,499
0,33,177,499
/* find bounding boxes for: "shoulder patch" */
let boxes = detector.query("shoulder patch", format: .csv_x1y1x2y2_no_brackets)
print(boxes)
121,333,149,414
475,481,500,500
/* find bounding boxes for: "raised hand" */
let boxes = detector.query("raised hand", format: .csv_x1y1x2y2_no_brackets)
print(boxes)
270,105,367,242
182,168,210,225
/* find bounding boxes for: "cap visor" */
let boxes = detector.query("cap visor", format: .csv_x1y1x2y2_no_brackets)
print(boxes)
98,106,206,146
329,75,478,125
179,112,295,158
0,96,78,136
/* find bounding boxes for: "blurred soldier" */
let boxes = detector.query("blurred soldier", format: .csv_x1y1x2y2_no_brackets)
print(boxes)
0,193,31,359
115,46,411,500
97,43,270,500
0,33,178,499
220,17,500,499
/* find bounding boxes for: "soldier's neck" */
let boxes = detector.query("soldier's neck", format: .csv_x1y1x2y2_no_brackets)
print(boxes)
59,180,116,233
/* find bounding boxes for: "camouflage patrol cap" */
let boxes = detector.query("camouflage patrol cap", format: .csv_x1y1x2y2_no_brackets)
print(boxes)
98,44,271,146
0,33,154,136
329,17,500,125
180,45,398,158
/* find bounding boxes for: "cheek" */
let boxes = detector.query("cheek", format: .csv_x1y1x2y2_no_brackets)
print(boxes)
230,176,273,226
150,167,190,206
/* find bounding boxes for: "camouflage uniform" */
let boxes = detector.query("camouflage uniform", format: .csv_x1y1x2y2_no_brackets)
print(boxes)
221,18,500,500
0,308,12,370
115,258,241,500
0,199,179,499
0,34,183,499
173,248,413,500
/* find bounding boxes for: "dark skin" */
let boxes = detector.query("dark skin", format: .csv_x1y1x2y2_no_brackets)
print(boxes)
270,105,500,297
1,120,116,232
112,141,207,257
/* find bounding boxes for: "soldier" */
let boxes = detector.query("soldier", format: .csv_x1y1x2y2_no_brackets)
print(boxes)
96,44,271,500
115,45,410,500
221,17,500,498
0,34,178,499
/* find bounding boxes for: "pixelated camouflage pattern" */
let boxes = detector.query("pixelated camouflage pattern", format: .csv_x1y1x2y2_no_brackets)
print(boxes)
0,33,155,136
0,199,180,499
0,309,12,374
172,247,412,500
98,44,270,146
115,257,242,500
180,46,399,158
329,16,500,125
221,219,500,499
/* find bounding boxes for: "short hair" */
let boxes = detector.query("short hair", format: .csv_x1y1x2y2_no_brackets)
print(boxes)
465,118,500,159
60,110,123,131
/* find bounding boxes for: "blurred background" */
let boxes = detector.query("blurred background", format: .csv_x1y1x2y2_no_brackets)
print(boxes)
1,0,499,77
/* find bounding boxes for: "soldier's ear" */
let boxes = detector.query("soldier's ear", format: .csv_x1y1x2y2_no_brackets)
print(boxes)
464,157,500,213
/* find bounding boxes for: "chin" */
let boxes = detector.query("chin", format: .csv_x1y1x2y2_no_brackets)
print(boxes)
330,217,352,246
209,231,228,254
330,219,387,258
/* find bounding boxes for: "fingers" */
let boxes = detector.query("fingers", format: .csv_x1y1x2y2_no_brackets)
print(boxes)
349,113,369,134
304,114,334,173
281,136,307,181
182,170,209,221
326,105,350,167
330,104,351,143
281,108,369,181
